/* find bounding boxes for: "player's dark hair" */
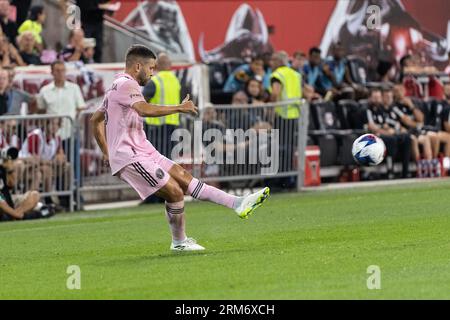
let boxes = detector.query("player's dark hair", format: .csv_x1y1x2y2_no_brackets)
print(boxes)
125,45,156,68
309,47,321,56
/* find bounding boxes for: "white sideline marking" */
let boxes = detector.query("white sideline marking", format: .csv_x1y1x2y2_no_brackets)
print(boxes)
302,177,450,191
83,200,141,211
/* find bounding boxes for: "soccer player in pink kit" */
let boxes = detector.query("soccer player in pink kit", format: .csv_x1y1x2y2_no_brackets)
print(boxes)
91,45,269,251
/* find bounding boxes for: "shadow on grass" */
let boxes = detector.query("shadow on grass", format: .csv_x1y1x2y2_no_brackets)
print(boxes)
89,247,252,266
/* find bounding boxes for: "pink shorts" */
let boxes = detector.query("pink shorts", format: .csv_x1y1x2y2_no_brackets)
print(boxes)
117,152,175,200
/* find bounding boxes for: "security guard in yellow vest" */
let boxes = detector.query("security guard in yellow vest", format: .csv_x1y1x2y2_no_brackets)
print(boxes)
269,51,302,184
142,53,181,157
269,52,302,119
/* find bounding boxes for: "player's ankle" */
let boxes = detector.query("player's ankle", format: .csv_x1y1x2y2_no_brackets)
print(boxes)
232,197,243,210
172,237,187,245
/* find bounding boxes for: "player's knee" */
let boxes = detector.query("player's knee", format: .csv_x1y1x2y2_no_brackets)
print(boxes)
168,183,184,202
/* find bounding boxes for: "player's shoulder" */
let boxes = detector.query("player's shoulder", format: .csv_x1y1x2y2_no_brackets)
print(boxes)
114,74,139,88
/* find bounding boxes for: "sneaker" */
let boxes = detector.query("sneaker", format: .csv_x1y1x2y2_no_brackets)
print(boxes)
235,187,270,219
170,237,205,251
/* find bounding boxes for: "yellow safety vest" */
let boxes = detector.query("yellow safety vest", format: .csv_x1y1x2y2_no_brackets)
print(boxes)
145,71,181,126
270,66,302,119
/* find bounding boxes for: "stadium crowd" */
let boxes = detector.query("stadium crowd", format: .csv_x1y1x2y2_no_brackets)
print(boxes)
210,44,450,181
0,0,104,220
0,1,450,221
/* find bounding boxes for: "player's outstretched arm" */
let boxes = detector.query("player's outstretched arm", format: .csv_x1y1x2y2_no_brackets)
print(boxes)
90,110,109,164
132,94,198,118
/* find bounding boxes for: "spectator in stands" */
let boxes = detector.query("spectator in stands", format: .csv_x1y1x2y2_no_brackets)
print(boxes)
82,38,96,64
37,60,85,153
59,28,86,63
303,47,328,96
0,68,8,115
322,42,357,100
231,90,248,105
366,88,411,179
0,34,25,67
437,84,450,157
2,66,35,115
223,55,270,93
0,119,19,151
0,0,18,47
203,104,226,133
18,5,46,53
0,158,45,222
226,90,271,131
11,0,32,28
245,78,267,105
445,52,450,74
398,54,417,83
442,83,450,127
19,118,69,210
75,0,114,63
387,86,438,177
18,31,41,66
290,51,307,76
225,90,248,130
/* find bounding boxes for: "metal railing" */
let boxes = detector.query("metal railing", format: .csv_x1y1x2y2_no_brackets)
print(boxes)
76,99,308,206
0,115,76,211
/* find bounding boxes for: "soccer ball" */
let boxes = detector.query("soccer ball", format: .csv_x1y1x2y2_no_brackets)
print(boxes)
352,134,386,166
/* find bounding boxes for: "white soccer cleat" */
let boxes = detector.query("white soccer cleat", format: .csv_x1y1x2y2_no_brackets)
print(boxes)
235,187,270,219
170,237,205,251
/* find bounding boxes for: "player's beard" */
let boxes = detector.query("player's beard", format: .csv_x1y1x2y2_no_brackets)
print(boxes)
137,70,150,86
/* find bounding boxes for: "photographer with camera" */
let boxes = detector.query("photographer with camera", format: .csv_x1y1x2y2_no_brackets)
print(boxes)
0,147,54,222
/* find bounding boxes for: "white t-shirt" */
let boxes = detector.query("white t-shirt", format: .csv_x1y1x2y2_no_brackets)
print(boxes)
37,81,85,140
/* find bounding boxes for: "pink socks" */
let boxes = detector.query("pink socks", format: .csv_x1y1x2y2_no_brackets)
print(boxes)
187,178,238,209
165,201,186,242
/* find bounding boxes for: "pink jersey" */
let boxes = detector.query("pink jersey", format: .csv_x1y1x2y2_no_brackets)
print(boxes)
98,73,156,175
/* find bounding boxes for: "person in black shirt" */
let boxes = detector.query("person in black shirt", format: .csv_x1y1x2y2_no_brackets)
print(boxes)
76,0,108,63
0,147,53,222
0,68,8,115
442,84,450,134
11,0,32,28
18,31,41,65
392,84,441,177
59,28,86,63
0,0,18,47
366,88,411,178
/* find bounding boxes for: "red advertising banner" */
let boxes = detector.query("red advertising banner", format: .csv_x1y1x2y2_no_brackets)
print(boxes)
112,0,449,67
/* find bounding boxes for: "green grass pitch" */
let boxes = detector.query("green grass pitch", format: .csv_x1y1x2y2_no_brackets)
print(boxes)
1,179,450,299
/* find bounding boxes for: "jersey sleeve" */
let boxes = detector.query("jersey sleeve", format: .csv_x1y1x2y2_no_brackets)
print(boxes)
121,79,146,108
